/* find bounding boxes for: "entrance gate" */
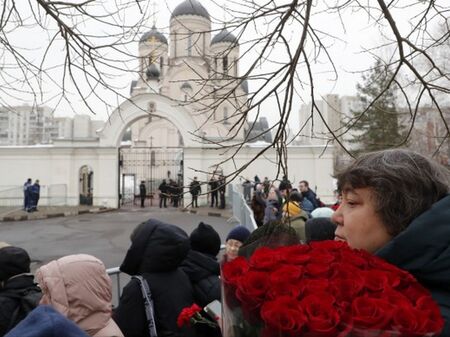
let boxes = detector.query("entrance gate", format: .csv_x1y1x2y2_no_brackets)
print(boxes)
118,147,184,207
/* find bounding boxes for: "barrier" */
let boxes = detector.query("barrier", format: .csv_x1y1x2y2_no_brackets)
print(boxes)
229,184,258,232
0,184,67,207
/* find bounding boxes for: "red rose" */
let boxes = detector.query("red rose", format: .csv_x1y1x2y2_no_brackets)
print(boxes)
222,256,249,286
300,294,340,337
351,296,393,330
277,244,311,265
177,303,202,328
415,296,445,333
299,279,330,298
361,270,390,292
261,296,306,336
236,270,270,305
340,249,369,269
308,251,336,265
305,261,331,278
249,246,280,270
330,277,364,304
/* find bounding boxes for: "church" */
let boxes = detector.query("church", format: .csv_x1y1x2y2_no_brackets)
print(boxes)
0,0,335,208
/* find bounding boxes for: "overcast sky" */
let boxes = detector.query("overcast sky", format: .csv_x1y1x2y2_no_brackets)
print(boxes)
1,0,446,130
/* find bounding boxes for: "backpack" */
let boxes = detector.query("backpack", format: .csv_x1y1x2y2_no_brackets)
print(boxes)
3,285,42,332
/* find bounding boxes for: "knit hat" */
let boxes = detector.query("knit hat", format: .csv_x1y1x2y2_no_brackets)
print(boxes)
226,226,251,243
282,201,301,217
311,207,334,218
305,218,337,242
190,222,221,256
0,246,31,282
278,181,292,191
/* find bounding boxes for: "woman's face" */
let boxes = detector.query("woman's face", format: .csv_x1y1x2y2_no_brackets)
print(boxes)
331,187,392,254
225,239,243,260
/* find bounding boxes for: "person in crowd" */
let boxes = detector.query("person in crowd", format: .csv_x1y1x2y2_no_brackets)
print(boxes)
282,201,309,242
304,217,337,242
332,149,450,335
299,180,320,210
113,219,194,337
310,207,334,218
0,244,42,336
189,177,201,208
36,254,123,337
218,175,226,209
23,178,32,212
242,179,253,203
158,179,168,208
263,187,282,225
5,305,90,337
262,177,271,196
278,181,292,206
225,226,251,261
289,189,313,215
209,177,218,208
253,175,260,191
181,222,221,307
139,181,146,208
27,180,40,212
251,184,266,227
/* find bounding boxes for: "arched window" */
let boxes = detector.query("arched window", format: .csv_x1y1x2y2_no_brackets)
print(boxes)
223,56,228,74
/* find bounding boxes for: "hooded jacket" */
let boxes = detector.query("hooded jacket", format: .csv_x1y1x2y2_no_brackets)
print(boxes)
180,250,220,307
113,219,194,337
36,254,123,337
5,305,89,337
376,195,450,337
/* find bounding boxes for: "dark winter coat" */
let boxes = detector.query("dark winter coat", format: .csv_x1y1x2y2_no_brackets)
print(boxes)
376,195,450,337
302,189,319,209
180,250,220,308
113,219,194,337
5,305,89,337
189,181,201,196
0,275,41,337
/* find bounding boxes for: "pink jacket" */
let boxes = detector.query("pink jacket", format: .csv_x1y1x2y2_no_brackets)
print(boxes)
36,254,123,337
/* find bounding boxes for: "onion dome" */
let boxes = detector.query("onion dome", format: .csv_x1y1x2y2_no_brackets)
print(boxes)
140,26,168,45
146,64,160,79
240,80,249,94
171,0,210,20
211,28,238,45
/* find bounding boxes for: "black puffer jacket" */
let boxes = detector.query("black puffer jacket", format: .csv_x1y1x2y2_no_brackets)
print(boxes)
113,219,194,337
376,195,450,337
181,250,220,308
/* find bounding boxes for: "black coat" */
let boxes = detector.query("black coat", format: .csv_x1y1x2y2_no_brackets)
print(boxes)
376,194,450,337
0,275,40,336
180,250,220,308
113,219,194,337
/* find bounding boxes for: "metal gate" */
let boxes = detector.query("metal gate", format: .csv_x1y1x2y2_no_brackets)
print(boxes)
118,147,184,207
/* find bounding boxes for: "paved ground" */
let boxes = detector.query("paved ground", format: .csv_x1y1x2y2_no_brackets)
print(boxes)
0,205,110,221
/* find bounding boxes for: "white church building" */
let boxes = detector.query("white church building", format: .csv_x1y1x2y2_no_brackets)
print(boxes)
0,0,335,208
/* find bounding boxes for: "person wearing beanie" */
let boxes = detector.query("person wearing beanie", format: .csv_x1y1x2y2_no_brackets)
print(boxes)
282,201,309,242
5,305,89,337
305,218,337,242
311,207,334,218
225,226,251,261
181,222,221,307
0,246,42,336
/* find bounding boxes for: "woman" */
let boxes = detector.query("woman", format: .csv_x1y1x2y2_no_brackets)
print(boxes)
332,149,450,336
113,219,195,337
36,254,123,337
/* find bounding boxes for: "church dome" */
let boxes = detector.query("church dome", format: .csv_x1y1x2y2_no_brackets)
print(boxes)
171,0,210,20
146,64,160,79
211,29,237,45
140,26,168,44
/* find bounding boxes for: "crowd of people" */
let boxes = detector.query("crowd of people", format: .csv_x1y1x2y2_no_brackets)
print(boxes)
4,149,449,336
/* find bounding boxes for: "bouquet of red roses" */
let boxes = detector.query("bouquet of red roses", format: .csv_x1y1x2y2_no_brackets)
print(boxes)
221,241,444,337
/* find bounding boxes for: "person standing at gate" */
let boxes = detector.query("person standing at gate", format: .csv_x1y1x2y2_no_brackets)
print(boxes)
23,178,32,211
158,179,168,208
29,179,41,212
209,176,218,208
139,180,146,208
218,175,226,209
189,177,201,208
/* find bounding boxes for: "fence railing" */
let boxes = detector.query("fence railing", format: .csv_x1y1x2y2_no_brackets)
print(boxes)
229,184,258,233
0,184,67,207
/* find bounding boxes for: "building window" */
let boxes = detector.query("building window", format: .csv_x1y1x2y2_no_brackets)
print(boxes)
224,107,229,124
223,56,228,74
187,33,192,56
160,57,164,74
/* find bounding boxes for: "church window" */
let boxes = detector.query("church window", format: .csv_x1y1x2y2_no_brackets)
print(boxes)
188,33,192,56
223,56,228,74
224,107,229,124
